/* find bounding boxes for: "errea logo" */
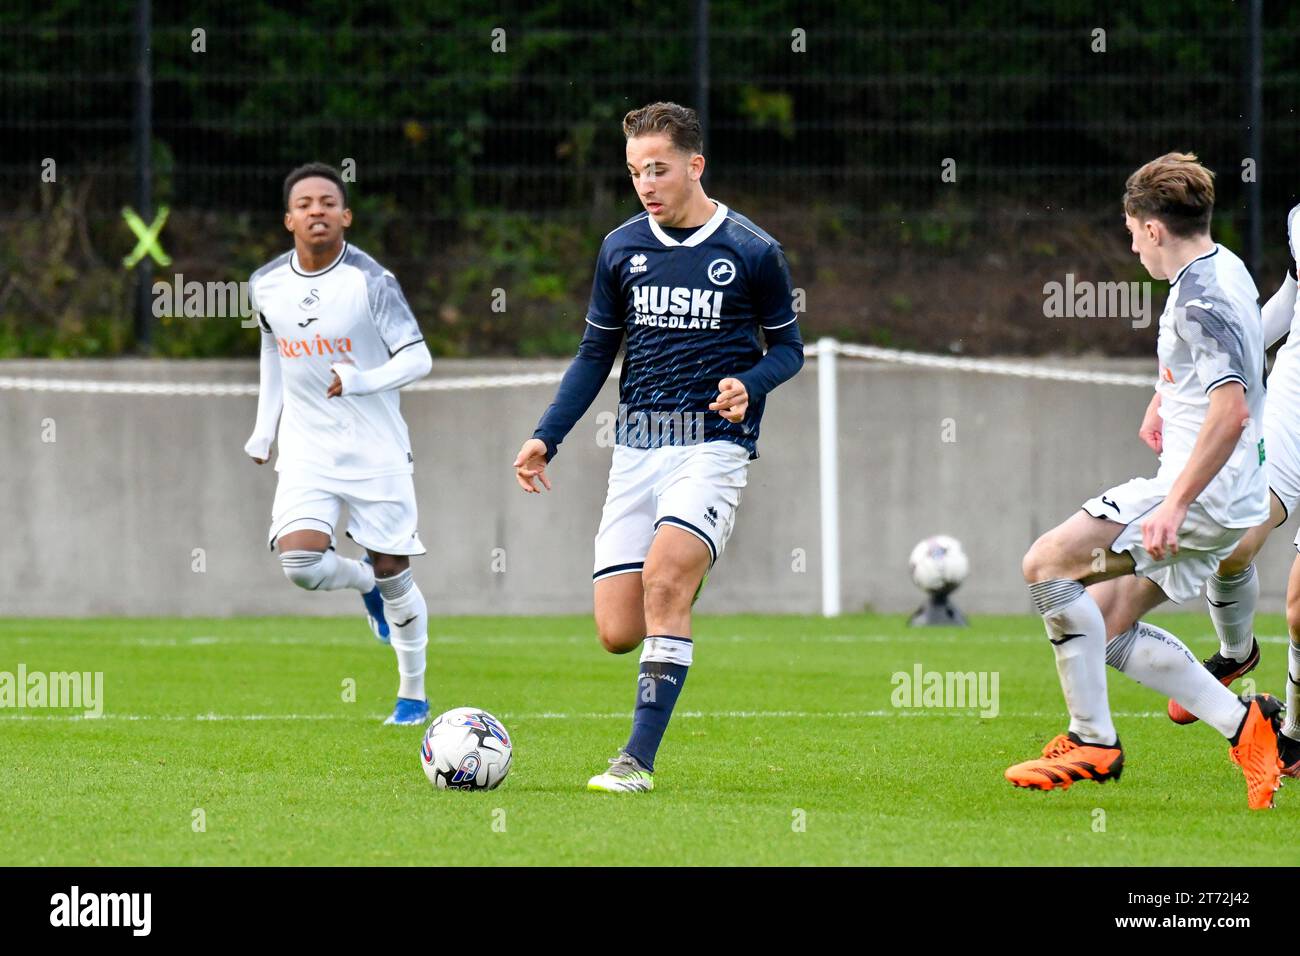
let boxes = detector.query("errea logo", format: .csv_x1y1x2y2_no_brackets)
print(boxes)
629,254,648,274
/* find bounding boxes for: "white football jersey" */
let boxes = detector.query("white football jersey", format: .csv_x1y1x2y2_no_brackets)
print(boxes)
1155,243,1269,528
1273,203,1300,355
251,242,424,479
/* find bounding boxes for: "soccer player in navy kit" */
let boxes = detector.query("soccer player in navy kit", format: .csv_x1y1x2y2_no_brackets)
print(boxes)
512,102,805,791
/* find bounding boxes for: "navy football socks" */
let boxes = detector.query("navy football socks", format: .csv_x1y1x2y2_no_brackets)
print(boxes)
623,635,693,772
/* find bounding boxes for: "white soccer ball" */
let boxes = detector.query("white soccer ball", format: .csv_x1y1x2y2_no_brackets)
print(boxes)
909,535,969,594
420,707,513,791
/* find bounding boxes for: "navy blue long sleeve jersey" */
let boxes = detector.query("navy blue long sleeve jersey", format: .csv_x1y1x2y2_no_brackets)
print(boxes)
533,201,805,460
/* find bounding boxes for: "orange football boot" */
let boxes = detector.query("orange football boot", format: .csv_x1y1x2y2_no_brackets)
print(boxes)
1229,694,1284,810
1005,732,1124,790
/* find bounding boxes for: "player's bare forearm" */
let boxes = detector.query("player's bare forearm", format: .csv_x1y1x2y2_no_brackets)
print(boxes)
1166,383,1250,510
1138,390,1162,453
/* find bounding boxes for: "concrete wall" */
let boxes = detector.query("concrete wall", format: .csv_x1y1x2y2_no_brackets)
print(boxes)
2,356,1296,617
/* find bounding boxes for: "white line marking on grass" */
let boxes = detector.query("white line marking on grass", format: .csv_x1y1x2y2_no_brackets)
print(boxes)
0,709,1171,722
518,710,1171,720
7,633,1292,648
8,635,594,648
0,712,361,722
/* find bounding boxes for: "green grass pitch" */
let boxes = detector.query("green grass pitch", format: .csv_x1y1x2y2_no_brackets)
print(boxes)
2,612,1298,866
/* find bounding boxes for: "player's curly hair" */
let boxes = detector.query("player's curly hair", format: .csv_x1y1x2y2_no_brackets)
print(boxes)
622,102,703,154
283,162,348,210
1122,152,1214,238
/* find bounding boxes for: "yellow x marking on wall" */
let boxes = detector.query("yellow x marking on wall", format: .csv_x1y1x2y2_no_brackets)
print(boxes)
121,206,172,268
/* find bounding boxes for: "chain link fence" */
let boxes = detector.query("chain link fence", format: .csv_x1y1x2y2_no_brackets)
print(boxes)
3,0,1299,356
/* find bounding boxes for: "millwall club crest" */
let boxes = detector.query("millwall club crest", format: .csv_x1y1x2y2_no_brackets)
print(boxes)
707,258,736,286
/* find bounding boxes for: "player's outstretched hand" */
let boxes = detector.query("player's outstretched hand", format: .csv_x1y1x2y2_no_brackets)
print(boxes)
1141,498,1186,561
514,438,553,493
1139,391,1163,454
710,377,749,423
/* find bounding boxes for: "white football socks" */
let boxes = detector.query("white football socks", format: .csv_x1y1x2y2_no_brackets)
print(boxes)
1106,621,1248,738
280,549,374,592
1029,579,1116,746
377,568,428,702
1284,640,1300,741
1205,564,1258,662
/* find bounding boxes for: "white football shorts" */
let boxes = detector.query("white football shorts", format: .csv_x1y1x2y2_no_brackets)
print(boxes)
1263,346,1300,532
1082,476,1246,604
268,470,426,556
592,441,750,581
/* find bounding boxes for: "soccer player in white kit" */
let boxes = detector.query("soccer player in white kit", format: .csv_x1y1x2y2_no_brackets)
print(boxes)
1158,202,1300,776
244,163,434,726
1010,153,1285,809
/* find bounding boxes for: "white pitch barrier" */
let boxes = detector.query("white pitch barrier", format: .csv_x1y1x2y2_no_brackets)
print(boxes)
801,340,1151,617
0,341,1154,618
